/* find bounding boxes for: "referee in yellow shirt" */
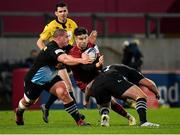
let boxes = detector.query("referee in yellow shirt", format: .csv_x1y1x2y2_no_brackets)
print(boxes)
37,2,77,49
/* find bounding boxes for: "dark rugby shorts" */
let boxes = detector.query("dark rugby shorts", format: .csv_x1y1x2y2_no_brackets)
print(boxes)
91,72,133,104
24,75,62,100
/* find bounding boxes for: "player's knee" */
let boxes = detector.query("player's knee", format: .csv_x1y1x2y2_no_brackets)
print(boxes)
139,93,147,100
136,94,147,101
56,88,71,102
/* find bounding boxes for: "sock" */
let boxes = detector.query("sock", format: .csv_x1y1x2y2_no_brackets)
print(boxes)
100,107,110,115
64,101,80,122
45,94,58,109
69,92,76,103
136,98,147,124
111,101,128,118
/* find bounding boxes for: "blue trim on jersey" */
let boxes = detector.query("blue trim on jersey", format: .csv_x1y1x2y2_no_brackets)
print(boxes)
31,66,58,85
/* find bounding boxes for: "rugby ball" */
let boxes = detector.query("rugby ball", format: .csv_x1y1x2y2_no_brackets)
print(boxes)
84,47,97,62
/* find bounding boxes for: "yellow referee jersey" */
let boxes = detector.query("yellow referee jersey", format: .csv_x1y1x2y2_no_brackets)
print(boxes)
40,18,77,46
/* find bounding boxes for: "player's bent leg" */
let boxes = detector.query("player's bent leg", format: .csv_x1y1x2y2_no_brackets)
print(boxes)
50,81,89,126
50,81,71,103
64,101,90,126
111,97,136,126
69,91,85,120
121,85,159,126
15,94,36,125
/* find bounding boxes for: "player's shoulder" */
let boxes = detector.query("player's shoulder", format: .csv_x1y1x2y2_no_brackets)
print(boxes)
47,19,59,27
67,18,77,25
47,41,59,49
47,43,65,56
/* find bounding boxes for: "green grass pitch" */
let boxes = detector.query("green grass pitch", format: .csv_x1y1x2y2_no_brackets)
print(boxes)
0,108,180,134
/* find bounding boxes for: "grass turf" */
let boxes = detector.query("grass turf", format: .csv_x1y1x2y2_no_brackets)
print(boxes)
0,108,180,134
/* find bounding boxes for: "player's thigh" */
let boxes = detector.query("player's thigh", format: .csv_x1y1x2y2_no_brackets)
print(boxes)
110,79,133,99
121,85,147,100
46,75,65,95
24,81,43,101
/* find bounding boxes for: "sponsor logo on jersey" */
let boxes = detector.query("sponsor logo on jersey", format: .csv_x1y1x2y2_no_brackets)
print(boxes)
55,49,64,54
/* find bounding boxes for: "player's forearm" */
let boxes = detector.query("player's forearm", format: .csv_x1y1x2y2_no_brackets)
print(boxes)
37,38,46,50
58,54,81,65
140,78,159,96
58,69,73,92
150,85,159,95
85,81,94,102
63,56,85,65
85,89,91,103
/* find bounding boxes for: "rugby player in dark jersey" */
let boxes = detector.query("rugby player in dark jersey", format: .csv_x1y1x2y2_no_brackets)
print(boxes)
40,29,99,123
84,64,160,127
15,28,91,126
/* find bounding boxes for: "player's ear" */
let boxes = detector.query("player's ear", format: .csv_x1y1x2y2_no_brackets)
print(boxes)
55,11,58,17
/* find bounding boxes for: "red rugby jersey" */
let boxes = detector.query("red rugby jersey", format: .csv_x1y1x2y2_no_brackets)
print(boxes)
69,43,100,92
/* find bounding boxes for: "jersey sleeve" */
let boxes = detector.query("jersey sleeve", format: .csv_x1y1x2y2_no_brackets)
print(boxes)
47,45,65,60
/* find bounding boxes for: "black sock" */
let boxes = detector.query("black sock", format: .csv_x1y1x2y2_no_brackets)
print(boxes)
45,94,58,109
64,101,80,122
100,107,110,115
136,98,147,124
69,92,76,103
69,92,85,119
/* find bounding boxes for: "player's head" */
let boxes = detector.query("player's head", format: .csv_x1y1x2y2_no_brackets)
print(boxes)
53,28,69,47
74,27,89,50
55,2,68,23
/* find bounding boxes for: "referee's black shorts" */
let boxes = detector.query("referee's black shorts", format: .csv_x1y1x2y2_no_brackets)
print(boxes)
91,72,133,105
24,75,62,100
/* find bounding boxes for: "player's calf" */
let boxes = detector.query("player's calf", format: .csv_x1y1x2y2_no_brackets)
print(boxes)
64,101,90,126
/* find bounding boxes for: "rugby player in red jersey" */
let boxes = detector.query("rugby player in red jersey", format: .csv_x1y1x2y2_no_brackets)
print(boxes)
68,27,136,126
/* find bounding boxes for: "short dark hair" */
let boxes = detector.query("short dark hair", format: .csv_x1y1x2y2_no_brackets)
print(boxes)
74,27,88,36
55,2,68,11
